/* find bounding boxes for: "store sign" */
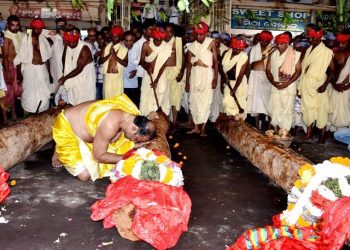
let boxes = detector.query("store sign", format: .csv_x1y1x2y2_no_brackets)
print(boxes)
17,8,81,21
231,9,311,32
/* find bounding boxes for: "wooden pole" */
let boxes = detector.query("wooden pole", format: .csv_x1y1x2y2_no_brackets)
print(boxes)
216,115,312,192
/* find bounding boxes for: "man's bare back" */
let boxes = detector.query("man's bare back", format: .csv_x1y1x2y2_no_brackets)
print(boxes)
251,46,271,71
334,51,350,80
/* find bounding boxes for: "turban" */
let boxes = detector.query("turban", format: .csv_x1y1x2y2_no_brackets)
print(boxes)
211,32,220,39
230,37,246,50
193,22,209,35
307,28,324,39
111,26,124,36
324,33,336,41
220,33,231,41
30,19,45,29
275,34,290,44
259,31,273,41
63,30,81,43
336,33,350,43
150,27,167,40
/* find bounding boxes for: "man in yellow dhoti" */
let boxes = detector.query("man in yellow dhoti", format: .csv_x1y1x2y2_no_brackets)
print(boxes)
185,22,218,136
139,27,172,116
101,26,128,99
266,34,302,139
164,23,184,126
221,37,248,121
329,34,350,131
52,94,156,181
300,27,334,143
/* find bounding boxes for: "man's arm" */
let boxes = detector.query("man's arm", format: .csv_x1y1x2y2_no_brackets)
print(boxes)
176,45,186,82
92,113,123,163
279,57,302,90
185,50,192,92
265,54,276,86
111,47,128,67
211,41,218,89
59,45,92,85
2,38,13,84
153,61,168,87
99,45,111,64
317,58,335,93
232,59,249,94
219,50,228,91
140,42,152,76
46,60,53,83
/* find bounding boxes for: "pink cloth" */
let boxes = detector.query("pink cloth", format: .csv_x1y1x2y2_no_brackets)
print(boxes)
0,63,22,109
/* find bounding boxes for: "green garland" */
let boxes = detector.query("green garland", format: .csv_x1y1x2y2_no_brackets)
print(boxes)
140,161,160,181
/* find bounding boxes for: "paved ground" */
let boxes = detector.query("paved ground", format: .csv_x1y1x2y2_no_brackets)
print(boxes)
0,121,349,249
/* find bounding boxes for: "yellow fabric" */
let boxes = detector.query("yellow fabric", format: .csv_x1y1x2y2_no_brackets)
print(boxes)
300,42,333,128
222,50,248,117
140,39,172,116
102,42,127,99
0,90,5,98
268,47,301,130
52,94,141,181
188,37,214,124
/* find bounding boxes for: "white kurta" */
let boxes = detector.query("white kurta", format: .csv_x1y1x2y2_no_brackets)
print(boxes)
188,37,214,124
139,39,172,116
64,40,96,106
15,34,52,113
246,42,271,116
268,47,301,130
330,56,350,129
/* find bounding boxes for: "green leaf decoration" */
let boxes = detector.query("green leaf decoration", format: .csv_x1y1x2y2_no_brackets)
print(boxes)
323,178,342,198
140,161,160,181
107,0,115,21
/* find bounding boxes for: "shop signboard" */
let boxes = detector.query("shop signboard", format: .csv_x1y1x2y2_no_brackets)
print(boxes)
17,8,81,20
231,9,311,32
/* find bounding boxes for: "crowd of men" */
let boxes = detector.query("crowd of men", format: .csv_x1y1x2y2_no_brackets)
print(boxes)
0,15,350,150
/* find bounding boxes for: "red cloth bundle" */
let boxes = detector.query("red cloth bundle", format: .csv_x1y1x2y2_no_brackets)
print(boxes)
336,33,350,43
230,37,247,50
308,28,324,39
63,31,80,43
150,27,167,40
91,176,192,250
0,165,10,203
29,19,45,29
111,26,124,36
259,31,273,42
193,21,209,35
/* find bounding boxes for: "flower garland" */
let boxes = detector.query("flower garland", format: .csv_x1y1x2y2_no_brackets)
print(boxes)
110,147,184,187
279,157,350,227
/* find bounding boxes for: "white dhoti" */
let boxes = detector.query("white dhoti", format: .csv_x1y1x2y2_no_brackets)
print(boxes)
209,78,222,122
21,64,51,113
246,70,271,116
330,56,350,129
166,66,183,111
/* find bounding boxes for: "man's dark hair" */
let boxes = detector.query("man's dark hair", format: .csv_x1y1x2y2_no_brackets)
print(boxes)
55,17,67,25
123,31,135,40
165,23,174,30
88,27,97,33
101,26,111,33
95,31,105,40
7,15,20,24
142,22,154,31
284,31,293,44
134,116,156,139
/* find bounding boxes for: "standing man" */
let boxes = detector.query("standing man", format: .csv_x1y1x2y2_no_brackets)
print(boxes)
246,30,274,130
15,18,52,113
123,31,140,106
100,26,128,99
329,34,350,130
185,22,218,136
94,31,106,100
142,0,157,26
139,27,172,115
266,33,302,139
300,26,334,143
59,26,96,105
221,37,248,121
164,23,184,126
1,15,23,123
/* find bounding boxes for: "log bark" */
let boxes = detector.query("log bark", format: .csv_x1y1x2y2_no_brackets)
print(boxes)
0,108,63,171
216,115,312,192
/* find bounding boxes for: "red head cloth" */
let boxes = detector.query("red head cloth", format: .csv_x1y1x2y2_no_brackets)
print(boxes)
63,30,81,43
30,19,45,29
111,26,124,36
275,33,290,44
336,33,350,43
307,28,324,39
150,27,167,40
193,21,209,35
230,37,247,50
259,31,273,42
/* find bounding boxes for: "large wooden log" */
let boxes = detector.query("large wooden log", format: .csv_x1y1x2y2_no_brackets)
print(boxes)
0,108,63,171
0,108,170,171
216,115,311,192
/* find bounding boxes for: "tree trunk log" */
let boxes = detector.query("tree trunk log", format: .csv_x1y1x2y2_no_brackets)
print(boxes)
0,108,63,171
0,109,170,171
216,115,311,192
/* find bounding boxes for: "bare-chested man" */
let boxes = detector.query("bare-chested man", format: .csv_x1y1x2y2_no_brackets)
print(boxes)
164,23,185,127
52,94,156,181
59,26,96,105
100,26,128,99
139,27,172,116
329,34,350,130
186,22,218,136
15,18,52,113
246,30,274,130
1,15,23,123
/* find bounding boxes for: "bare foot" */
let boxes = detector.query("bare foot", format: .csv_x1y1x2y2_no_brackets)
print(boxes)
187,128,200,134
52,151,63,168
200,132,208,137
